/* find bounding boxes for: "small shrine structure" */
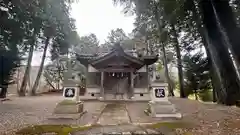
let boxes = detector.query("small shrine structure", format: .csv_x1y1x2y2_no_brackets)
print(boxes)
76,43,159,101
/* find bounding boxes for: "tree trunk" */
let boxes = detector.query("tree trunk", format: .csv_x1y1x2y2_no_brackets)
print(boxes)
160,42,174,96
211,0,240,66
170,23,185,98
57,61,62,90
154,6,174,96
203,27,228,104
192,0,222,103
18,43,34,96
200,0,240,105
206,49,220,103
46,79,56,90
194,89,198,100
212,86,217,102
31,37,50,96
16,67,20,91
0,85,8,98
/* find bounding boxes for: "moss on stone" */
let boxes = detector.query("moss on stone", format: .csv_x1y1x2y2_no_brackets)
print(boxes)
16,124,92,135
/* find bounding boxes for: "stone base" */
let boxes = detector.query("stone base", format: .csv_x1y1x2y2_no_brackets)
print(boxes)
149,101,182,119
54,101,83,114
155,113,182,118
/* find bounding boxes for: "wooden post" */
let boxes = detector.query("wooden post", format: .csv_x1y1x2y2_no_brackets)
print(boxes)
146,65,150,90
101,72,104,97
130,72,134,98
75,84,80,102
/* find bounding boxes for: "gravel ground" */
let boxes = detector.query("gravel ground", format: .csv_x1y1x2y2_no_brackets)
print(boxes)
0,95,63,135
0,96,106,134
169,97,240,135
2,96,240,135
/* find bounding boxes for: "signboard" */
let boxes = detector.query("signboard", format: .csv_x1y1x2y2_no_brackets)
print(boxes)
64,88,75,98
154,88,165,98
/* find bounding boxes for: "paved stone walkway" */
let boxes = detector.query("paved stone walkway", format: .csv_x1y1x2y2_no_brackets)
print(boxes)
73,124,168,135
73,102,175,135
126,102,165,123
97,103,130,125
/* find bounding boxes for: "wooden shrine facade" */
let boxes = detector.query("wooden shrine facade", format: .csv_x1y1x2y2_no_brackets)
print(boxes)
76,43,158,100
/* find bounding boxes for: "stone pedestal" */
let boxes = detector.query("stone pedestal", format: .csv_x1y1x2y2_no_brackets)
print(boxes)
149,83,182,119
51,100,85,119
54,101,83,114
50,86,84,119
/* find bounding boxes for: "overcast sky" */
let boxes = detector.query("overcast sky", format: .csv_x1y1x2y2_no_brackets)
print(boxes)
31,0,135,66
71,0,135,44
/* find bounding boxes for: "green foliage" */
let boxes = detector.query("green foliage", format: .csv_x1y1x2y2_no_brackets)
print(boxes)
99,28,137,52
107,28,129,44
230,0,240,26
0,46,21,86
76,33,99,55
1,0,76,60
46,0,77,60
114,0,240,103
1,0,78,95
183,52,211,97
156,62,163,71
44,56,87,89
198,89,213,102
0,1,26,87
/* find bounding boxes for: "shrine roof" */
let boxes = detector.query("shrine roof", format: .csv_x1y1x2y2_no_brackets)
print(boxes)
76,43,158,68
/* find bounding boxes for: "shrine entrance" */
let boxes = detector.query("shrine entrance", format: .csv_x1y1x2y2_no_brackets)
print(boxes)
77,43,158,101
103,72,131,99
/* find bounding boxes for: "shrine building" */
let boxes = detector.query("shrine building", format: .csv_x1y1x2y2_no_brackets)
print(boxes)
76,43,160,101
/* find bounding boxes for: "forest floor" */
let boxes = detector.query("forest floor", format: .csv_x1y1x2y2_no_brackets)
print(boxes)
169,97,240,135
0,95,240,135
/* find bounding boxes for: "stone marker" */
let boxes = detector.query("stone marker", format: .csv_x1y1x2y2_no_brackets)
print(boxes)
63,85,80,101
51,84,84,119
149,82,181,119
49,57,86,119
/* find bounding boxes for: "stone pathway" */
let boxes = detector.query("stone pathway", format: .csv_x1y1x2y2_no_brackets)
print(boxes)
73,102,175,135
78,101,106,125
97,103,130,125
73,124,167,135
126,102,163,123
